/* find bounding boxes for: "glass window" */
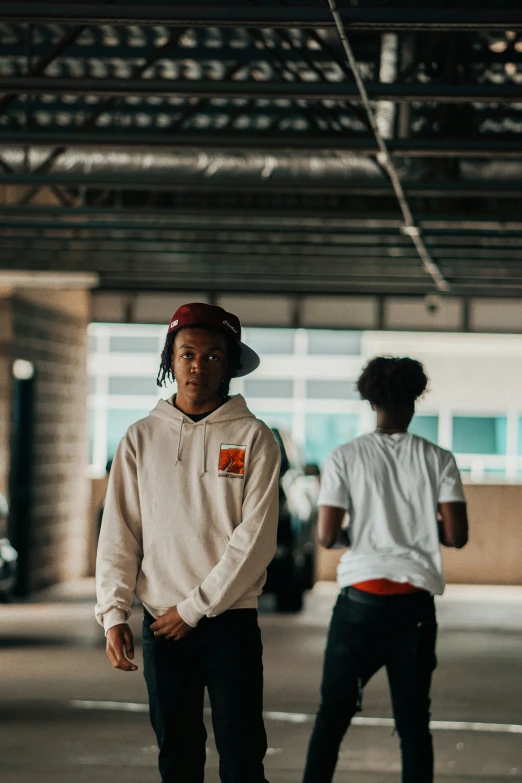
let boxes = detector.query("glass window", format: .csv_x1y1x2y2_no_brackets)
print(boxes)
107,408,149,459
305,413,360,467
244,379,293,398
409,415,439,444
253,411,294,432
89,334,98,352
452,416,507,455
89,375,97,395
242,328,295,355
88,408,96,464
307,330,362,356
110,336,160,353
306,380,358,400
108,376,157,396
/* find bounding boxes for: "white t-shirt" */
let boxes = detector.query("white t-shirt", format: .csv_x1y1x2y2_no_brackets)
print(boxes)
318,432,466,595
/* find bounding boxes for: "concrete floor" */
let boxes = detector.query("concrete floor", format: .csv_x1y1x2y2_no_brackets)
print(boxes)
0,581,521,782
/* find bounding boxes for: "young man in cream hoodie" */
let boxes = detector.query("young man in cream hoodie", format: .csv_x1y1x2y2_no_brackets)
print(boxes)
95,303,281,783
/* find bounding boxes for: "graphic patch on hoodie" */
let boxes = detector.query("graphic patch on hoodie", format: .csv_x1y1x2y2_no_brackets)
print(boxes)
218,444,246,479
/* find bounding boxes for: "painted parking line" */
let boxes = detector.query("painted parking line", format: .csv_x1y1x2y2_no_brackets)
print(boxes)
70,701,522,735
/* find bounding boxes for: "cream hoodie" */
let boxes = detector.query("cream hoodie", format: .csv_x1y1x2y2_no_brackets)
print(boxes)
95,394,281,633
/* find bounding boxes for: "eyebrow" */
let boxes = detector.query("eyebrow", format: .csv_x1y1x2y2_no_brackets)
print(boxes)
179,344,224,352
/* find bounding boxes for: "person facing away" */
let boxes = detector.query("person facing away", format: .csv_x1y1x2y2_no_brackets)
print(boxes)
303,356,468,783
95,302,281,783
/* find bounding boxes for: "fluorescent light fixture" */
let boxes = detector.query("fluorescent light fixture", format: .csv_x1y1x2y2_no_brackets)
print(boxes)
0,271,99,289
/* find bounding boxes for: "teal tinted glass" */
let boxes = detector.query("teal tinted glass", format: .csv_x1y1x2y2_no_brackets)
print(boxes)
252,410,293,432
409,415,439,444
452,416,507,455
107,408,149,460
305,413,359,467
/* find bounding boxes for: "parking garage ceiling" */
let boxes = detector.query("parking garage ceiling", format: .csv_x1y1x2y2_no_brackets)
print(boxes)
1,1,522,298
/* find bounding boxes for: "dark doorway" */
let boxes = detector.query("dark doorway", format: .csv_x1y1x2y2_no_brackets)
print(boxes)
9,360,35,597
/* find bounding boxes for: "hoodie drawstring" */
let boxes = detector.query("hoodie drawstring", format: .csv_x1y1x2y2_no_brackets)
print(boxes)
176,417,185,464
200,420,208,477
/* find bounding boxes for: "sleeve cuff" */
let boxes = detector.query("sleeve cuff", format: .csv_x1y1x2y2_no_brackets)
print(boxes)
177,596,205,628
100,607,129,636
318,498,347,510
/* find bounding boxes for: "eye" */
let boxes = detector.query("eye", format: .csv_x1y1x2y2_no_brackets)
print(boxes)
181,352,193,359
208,354,221,362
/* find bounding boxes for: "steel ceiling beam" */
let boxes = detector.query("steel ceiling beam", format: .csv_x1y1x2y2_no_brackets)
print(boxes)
3,77,522,103
4,257,522,296
3,172,522,199
0,45,381,63
1,5,522,30
2,208,522,233
4,239,522,265
3,228,522,249
1,135,521,158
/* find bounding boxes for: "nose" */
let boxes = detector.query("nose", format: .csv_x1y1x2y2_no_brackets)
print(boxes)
191,357,208,375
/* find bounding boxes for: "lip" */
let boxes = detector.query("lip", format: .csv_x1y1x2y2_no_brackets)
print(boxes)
187,380,206,388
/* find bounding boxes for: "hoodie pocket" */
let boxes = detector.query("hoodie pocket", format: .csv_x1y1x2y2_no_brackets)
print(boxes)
137,534,230,605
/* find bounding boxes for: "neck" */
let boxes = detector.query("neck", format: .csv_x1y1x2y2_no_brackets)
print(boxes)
173,392,224,416
374,407,412,433
375,425,407,434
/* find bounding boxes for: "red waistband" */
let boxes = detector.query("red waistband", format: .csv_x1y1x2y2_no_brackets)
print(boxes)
352,579,424,595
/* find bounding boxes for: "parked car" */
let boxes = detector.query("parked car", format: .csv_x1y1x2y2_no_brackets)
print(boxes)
265,428,320,612
0,492,18,601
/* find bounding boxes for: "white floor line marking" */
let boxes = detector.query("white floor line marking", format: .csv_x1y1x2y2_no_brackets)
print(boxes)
71,700,148,713
70,701,522,734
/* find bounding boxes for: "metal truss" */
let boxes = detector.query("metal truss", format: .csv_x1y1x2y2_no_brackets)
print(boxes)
4,173,522,199
3,196,522,295
1,4,522,31
4,77,522,103
1,9,522,296
1,136,521,157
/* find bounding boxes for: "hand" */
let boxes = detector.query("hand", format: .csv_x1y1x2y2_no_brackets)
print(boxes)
106,623,138,672
150,606,193,641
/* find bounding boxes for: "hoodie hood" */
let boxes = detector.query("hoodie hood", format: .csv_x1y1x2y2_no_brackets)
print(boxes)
149,393,256,426
148,394,256,476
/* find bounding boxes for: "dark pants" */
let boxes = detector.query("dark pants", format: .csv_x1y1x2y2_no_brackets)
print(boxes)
303,588,437,783
142,608,269,783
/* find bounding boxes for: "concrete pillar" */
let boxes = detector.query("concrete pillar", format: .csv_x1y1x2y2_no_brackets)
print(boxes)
0,288,92,592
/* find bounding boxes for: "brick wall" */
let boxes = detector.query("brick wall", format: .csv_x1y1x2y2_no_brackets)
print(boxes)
11,294,90,591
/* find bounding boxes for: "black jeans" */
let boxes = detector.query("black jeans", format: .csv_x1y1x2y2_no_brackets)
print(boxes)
303,588,437,783
142,608,269,783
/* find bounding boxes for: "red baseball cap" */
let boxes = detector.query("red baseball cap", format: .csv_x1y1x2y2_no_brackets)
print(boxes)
167,302,260,377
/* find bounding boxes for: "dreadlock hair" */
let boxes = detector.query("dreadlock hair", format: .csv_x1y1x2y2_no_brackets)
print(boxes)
156,324,242,398
357,356,428,411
